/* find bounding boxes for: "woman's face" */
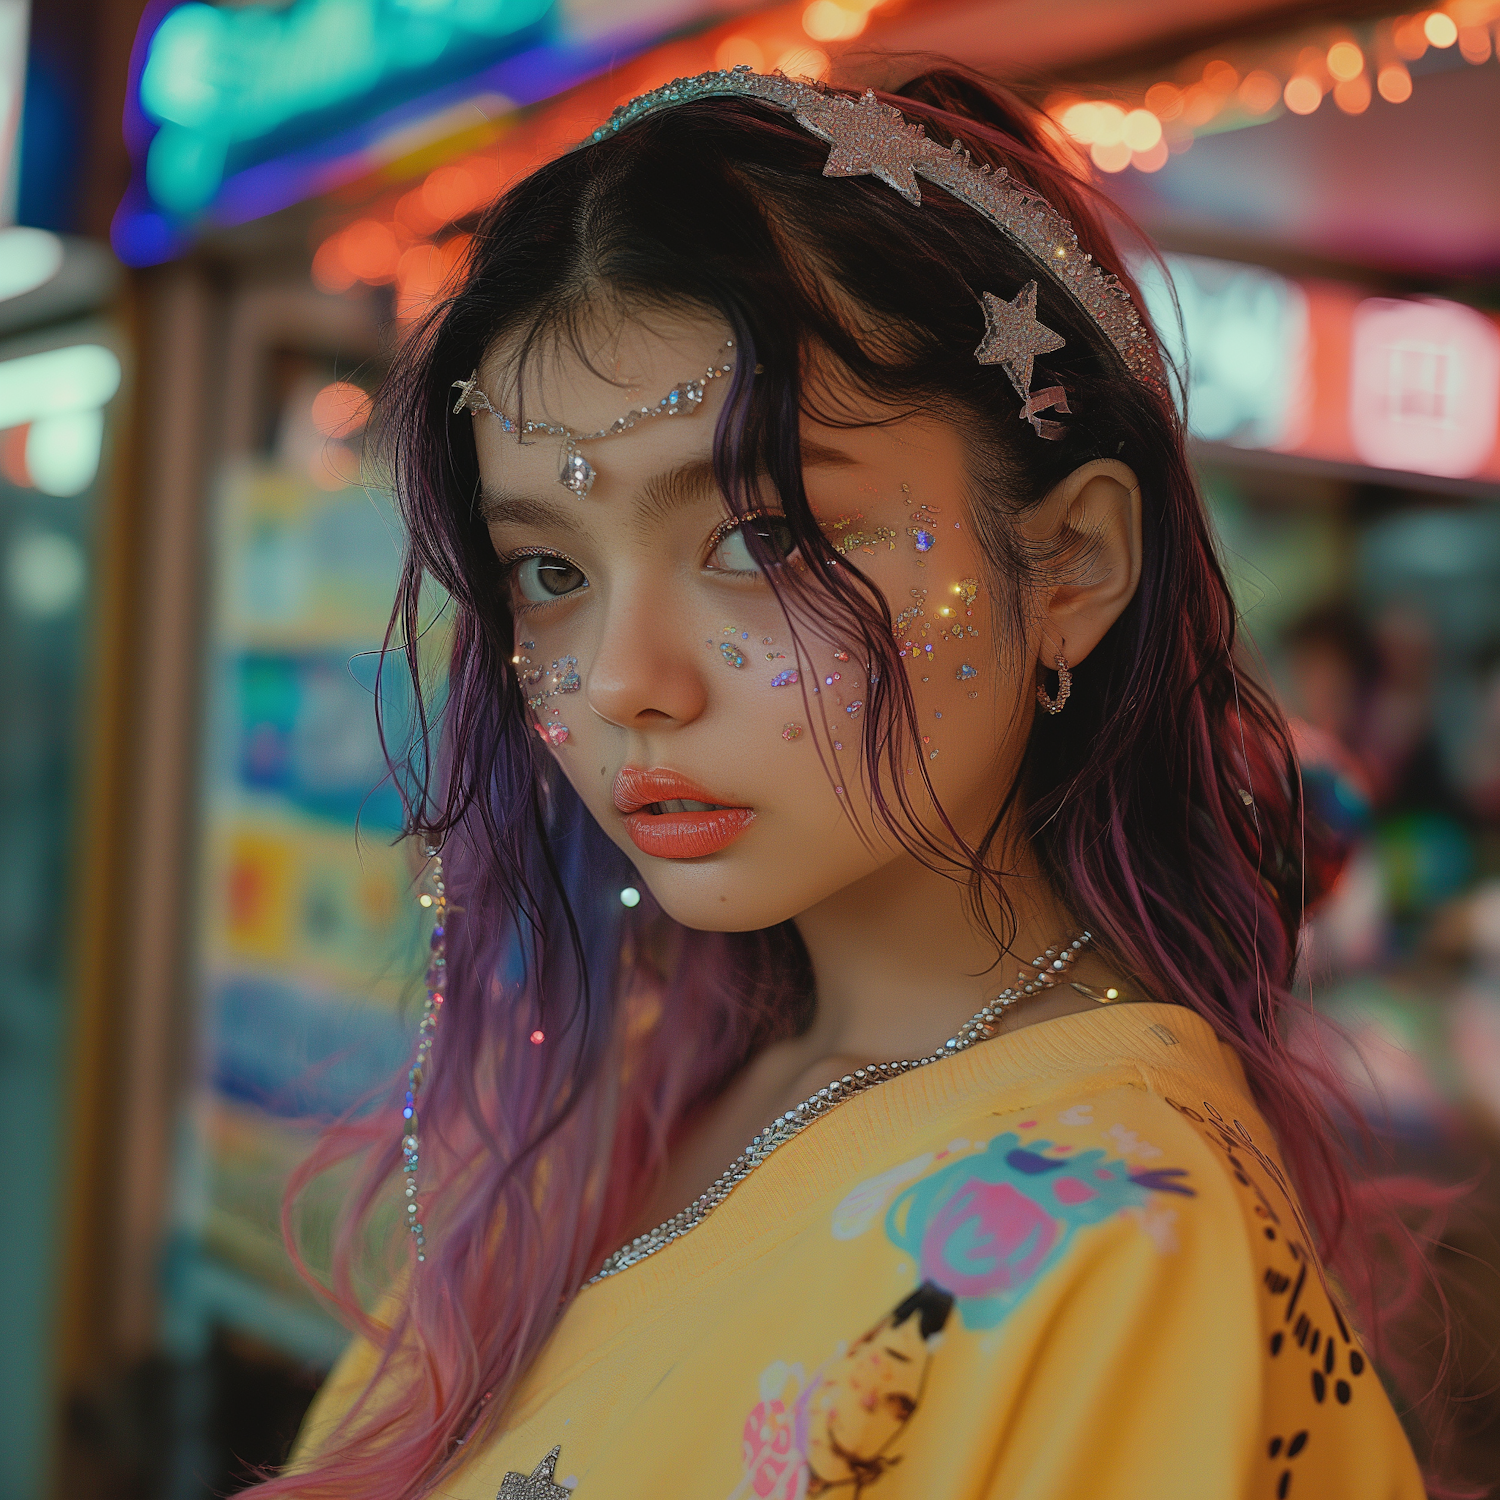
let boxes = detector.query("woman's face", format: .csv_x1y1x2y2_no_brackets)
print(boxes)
472,312,1039,933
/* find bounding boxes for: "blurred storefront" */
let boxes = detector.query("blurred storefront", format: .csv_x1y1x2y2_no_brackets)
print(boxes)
14,0,1500,1495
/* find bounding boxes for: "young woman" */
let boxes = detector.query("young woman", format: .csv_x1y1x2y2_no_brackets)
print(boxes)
268,64,1432,1500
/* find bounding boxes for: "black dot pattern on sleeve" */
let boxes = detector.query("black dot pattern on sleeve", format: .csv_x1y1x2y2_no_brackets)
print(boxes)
1165,1097,1372,1499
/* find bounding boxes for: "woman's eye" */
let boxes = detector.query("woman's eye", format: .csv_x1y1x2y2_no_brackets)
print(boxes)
707,516,797,574
512,553,587,604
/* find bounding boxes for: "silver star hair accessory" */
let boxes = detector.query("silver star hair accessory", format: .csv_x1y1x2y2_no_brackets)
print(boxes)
975,280,1066,398
583,70,1168,431
453,342,735,498
497,1446,573,1499
820,87,925,202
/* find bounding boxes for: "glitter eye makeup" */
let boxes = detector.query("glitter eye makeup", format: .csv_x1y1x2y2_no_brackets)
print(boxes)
703,511,797,574
506,547,589,608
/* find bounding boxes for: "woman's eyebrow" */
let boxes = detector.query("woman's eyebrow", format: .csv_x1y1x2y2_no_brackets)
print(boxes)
478,489,574,529
480,440,863,530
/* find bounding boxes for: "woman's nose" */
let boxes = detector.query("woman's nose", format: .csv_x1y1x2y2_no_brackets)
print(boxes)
585,580,709,731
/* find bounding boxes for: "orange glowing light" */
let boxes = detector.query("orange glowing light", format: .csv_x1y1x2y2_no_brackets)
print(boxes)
422,164,481,224
1393,17,1429,58
802,0,864,42
310,381,372,439
715,33,765,71
1090,139,1131,173
311,236,356,294
1333,75,1372,113
1237,70,1283,114
1121,108,1162,151
775,45,830,79
1131,139,1170,174
1201,59,1238,92
1057,100,1100,141
1088,103,1127,145
1377,63,1413,102
1326,41,1364,80
341,219,400,284
1181,84,1223,127
1459,25,1493,62
1143,81,1183,119
1283,75,1323,114
1424,11,1458,46
0,424,31,488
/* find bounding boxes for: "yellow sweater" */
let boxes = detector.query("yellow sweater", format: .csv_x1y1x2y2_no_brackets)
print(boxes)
297,1003,1423,1500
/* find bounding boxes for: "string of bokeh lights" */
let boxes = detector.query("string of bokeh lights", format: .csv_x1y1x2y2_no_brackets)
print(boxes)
1051,3,1500,176
310,1,1500,325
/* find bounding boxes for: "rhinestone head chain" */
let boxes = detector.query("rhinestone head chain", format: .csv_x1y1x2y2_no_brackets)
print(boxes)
452,341,736,498
590,929,1092,1281
582,69,1168,406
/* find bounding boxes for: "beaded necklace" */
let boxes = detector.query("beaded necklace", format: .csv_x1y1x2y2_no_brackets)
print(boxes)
589,928,1093,1281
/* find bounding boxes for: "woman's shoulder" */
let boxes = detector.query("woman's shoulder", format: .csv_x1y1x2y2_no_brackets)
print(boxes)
916,1011,1424,1500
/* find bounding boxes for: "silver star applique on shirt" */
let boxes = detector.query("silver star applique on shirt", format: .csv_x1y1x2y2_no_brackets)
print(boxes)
974,280,1066,396
497,1445,573,1499
817,89,925,204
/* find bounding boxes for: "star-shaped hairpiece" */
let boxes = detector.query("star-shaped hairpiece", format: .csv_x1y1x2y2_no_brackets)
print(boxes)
816,89,925,204
974,280,1066,398
497,1445,573,1499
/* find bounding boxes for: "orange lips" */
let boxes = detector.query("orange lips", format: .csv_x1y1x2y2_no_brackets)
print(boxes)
613,766,755,860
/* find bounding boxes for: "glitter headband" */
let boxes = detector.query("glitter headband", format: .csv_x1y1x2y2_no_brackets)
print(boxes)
583,68,1169,434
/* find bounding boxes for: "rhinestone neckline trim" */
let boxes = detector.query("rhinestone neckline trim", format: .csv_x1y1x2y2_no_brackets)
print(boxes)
589,929,1092,1282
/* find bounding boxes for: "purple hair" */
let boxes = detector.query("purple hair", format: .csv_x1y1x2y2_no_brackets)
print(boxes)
250,65,1460,1498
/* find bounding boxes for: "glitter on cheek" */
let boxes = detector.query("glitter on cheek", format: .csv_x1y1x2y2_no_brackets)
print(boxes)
845,700,863,716
771,669,799,688
910,528,935,552
782,723,803,741
721,642,747,668
824,672,841,686
957,663,979,681
833,648,850,662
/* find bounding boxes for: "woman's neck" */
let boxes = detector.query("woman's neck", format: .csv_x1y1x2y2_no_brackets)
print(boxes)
788,839,1086,1070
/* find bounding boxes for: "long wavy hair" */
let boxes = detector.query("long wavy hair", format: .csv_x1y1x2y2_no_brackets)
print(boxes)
250,64,1454,1499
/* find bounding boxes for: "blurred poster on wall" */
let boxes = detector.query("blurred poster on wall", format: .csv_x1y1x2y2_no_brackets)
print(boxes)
171,430,429,1366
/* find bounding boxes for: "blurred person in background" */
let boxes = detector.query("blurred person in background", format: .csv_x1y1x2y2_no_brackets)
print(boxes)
237,64,1453,1500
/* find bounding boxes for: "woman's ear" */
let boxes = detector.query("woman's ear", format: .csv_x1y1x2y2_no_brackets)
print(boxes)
1016,459,1142,670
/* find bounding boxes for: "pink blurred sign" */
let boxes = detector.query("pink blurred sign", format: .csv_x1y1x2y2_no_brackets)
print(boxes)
1348,297,1500,479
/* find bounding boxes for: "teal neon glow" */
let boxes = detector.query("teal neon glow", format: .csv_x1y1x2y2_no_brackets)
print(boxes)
138,0,552,214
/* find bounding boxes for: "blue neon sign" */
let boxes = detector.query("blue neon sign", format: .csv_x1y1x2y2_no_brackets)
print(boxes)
116,0,557,264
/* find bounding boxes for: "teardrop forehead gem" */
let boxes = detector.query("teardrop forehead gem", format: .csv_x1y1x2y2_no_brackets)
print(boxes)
559,442,595,498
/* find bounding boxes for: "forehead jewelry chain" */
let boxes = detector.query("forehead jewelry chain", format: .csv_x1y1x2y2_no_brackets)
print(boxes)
452,339,736,499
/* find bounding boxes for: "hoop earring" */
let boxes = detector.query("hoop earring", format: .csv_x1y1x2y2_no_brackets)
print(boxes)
1036,652,1072,715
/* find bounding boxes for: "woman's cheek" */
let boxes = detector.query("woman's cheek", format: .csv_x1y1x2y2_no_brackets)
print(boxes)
512,632,583,747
